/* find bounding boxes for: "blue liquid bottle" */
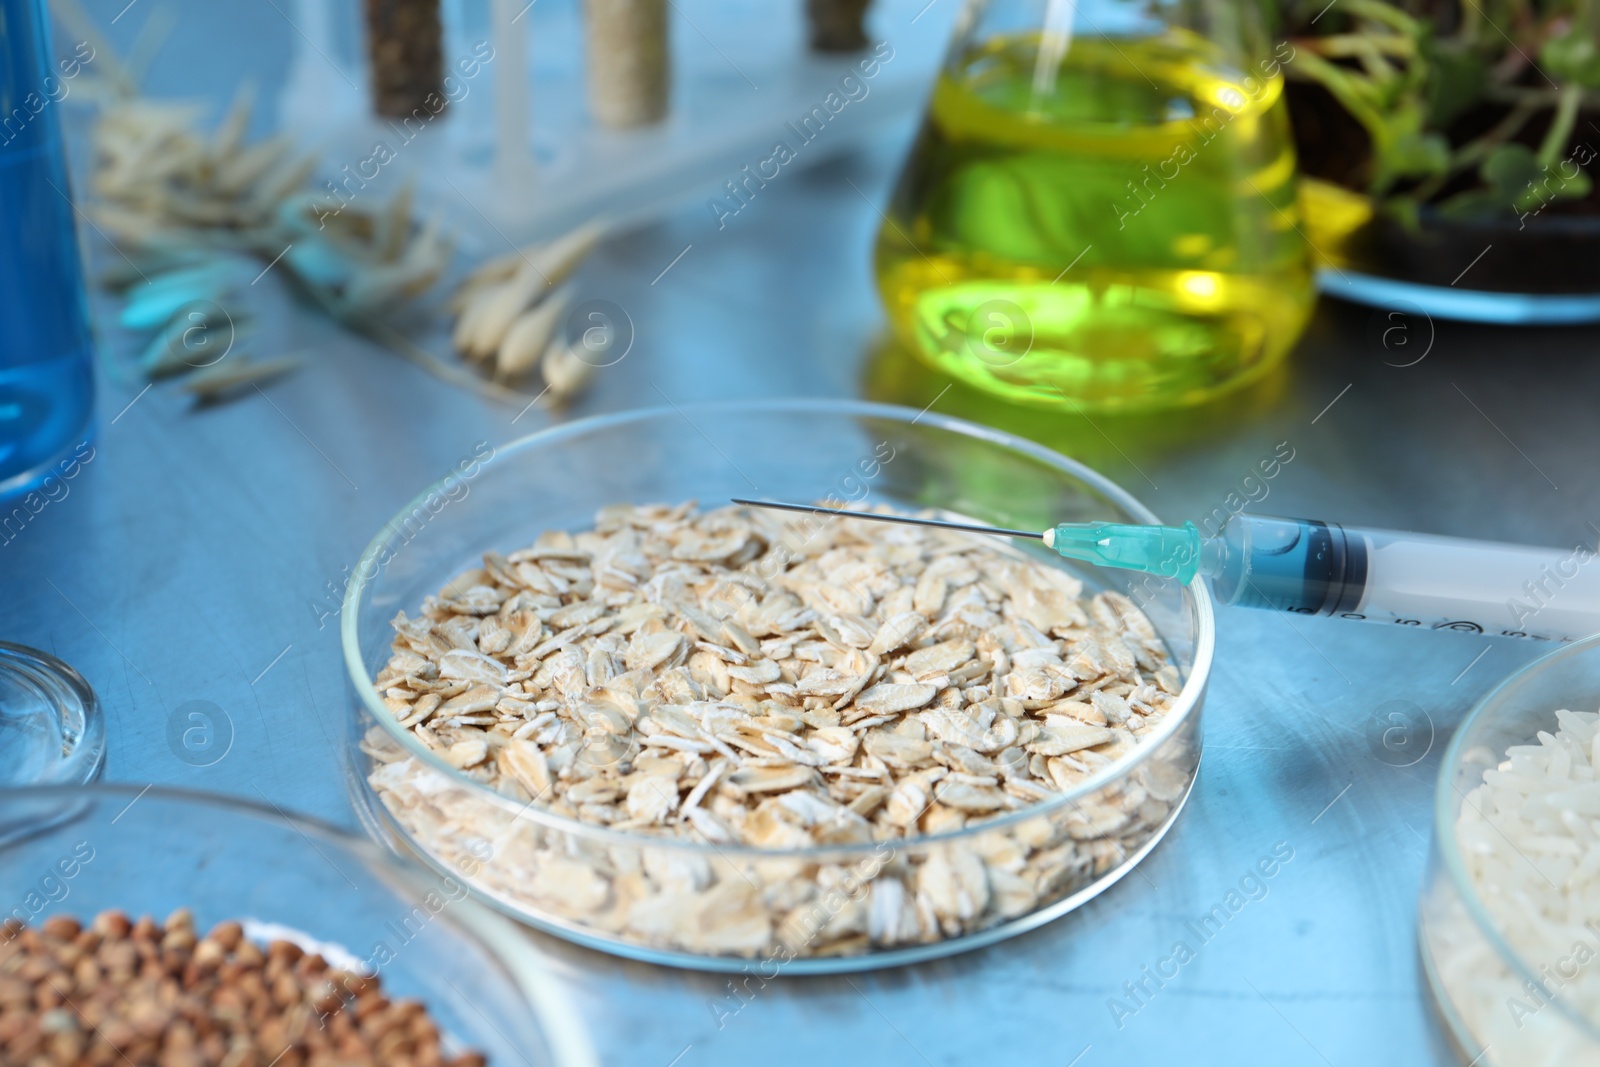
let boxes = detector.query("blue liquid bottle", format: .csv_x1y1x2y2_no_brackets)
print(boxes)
0,0,94,497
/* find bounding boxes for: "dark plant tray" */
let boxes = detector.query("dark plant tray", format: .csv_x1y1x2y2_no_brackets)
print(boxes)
1287,80,1600,318
1353,208,1600,294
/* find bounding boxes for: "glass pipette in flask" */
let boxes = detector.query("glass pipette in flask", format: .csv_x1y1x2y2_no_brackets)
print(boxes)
732,500,1600,642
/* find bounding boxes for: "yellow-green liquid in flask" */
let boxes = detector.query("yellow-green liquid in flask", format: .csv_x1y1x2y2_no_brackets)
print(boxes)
875,33,1314,412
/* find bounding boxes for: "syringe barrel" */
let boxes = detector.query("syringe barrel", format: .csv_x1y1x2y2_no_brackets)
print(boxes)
1212,514,1600,641
1210,515,1366,616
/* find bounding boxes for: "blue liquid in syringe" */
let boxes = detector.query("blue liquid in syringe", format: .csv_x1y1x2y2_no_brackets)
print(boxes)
1215,516,1368,616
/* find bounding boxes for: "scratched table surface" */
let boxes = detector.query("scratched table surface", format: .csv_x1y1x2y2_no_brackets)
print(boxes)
10,2,1599,1064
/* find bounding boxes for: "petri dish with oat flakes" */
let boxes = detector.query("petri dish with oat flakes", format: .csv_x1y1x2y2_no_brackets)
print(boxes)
342,400,1214,971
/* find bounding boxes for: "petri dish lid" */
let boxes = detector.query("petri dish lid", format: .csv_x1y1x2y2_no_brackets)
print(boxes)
0,642,105,786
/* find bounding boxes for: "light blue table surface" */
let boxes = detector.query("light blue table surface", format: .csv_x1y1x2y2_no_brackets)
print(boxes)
11,1,1598,1063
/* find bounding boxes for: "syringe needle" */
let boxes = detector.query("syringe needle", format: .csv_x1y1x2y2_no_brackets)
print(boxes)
731,498,1207,582
729,498,1047,540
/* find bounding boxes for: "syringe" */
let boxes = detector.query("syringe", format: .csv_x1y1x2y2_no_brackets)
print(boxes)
732,499,1600,643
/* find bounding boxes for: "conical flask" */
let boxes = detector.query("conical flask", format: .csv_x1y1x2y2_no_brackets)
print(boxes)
875,0,1313,413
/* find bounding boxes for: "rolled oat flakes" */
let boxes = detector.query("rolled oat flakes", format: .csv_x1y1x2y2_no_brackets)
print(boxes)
362,503,1196,958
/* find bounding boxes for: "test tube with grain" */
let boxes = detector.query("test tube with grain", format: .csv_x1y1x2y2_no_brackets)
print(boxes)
365,0,445,119
583,0,670,128
806,0,872,52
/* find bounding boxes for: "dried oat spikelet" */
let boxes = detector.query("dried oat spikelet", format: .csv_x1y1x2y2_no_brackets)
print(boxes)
539,336,597,405
446,221,608,404
73,30,486,406
182,355,303,400
137,301,241,379
496,285,574,382
341,214,452,313
454,221,604,360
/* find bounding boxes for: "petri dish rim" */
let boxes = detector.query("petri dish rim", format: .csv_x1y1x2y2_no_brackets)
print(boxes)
1429,631,1600,1046
0,641,105,788
347,746,1201,973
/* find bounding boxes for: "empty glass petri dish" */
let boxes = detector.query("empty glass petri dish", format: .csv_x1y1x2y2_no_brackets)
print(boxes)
0,642,104,788
341,400,1214,972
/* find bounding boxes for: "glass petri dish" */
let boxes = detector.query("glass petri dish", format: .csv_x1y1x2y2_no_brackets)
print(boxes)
1421,634,1600,1065
0,784,562,1065
0,642,104,788
342,399,1214,972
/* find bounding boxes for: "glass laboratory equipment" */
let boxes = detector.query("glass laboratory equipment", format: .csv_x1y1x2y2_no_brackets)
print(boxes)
343,400,1215,970
0,0,95,497
0,642,102,790
1421,636,1600,1066
0,785,562,1063
875,0,1313,413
